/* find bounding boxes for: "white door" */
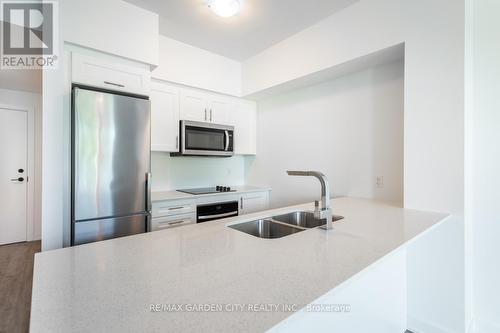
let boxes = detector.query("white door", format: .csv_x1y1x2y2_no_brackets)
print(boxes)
0,107,28,245
151,82,180,152
180,89,207,122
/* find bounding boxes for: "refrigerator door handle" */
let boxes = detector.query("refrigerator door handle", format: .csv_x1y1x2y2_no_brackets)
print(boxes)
146,172,152,212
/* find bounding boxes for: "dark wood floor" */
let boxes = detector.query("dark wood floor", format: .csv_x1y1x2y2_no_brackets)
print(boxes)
0,241,41,333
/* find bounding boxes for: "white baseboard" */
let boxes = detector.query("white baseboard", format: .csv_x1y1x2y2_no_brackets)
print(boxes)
469,317,500,333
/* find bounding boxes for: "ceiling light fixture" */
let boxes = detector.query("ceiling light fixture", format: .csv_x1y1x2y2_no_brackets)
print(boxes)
208,0,242,18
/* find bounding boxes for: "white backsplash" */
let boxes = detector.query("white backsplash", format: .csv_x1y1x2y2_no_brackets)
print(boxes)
151,152,247,191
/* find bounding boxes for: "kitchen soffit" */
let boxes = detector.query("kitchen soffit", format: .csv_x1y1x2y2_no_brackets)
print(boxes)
123,0,359,61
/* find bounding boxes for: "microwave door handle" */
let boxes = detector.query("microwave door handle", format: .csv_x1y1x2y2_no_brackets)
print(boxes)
225,131,229,151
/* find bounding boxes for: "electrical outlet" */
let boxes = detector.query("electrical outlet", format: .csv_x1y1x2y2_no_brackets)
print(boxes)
376,176,384,189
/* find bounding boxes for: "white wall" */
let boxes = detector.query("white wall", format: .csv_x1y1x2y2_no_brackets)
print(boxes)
41,0,67,250
243,0,466,331
0,89,42,240
61,0,159,66
246,61,404,208
151,153,247,191
469,0,500,330
152,35,242,96
242,0,465,216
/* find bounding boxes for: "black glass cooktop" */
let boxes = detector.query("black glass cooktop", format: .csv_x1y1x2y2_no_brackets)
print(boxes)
177,186,235,195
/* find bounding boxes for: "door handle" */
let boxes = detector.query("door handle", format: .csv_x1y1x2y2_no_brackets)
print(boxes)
10,177,24,182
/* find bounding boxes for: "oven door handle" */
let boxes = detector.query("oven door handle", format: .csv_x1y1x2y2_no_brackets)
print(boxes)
224,130,229,151
198,211,238,220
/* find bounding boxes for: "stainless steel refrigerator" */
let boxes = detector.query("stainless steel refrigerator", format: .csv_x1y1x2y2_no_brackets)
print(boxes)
71,86,151,246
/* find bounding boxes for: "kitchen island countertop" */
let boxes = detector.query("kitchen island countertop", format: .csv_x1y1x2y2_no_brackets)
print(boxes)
30,198,449,332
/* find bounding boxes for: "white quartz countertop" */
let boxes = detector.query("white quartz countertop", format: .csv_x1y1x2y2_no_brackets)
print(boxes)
30,198,448,333
151,185,271,202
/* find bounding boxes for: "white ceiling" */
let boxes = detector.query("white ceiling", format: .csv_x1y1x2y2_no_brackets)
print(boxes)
123,0,359,61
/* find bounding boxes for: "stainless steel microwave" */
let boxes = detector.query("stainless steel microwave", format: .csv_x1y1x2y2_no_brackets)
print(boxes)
172,120,234,157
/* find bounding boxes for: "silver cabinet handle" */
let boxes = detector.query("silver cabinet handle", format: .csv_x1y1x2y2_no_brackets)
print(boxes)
157,220,187,230
168,220,185,225
204,108,207,121
168,206,184,211
103,81,125,88
210,109,213,122
240,197,243,210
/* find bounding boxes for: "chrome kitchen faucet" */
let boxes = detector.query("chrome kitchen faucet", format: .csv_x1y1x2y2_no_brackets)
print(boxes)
286,171,333,230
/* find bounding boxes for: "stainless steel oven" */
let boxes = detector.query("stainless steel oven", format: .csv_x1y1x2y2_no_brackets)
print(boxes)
173,120,234,157
197,201,239,223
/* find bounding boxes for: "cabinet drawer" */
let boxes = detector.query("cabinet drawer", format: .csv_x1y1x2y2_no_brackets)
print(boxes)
151,213,195,231
152,201,195,218
72,53,150,95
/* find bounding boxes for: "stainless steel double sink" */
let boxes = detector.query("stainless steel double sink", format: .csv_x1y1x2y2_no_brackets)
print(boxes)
228,211,344,239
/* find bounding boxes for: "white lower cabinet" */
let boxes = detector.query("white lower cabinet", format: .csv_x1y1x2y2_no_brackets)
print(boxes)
151,213,196,231
151,190,270,230
151,200,196,231
239,191,270,215
151,81,180,152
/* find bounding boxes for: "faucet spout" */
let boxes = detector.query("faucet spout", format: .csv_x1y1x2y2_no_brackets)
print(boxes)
287,170,333,230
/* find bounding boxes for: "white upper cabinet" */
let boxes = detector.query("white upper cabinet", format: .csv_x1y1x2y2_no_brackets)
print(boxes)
228,100,257,155
72,53,151,96
180,89,209,122
179,89,231,125
176,86,257,155
207,97,229,125
151,81,180,152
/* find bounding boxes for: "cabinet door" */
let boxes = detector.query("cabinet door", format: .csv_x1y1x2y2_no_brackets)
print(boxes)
207,97,229,124
228,100,257,155
240,192,269,215
151,82,180,152
180,89,208,122
72,53,150,96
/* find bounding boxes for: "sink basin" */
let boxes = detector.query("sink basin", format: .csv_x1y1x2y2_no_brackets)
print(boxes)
272,211,344,228
228,219,305,239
